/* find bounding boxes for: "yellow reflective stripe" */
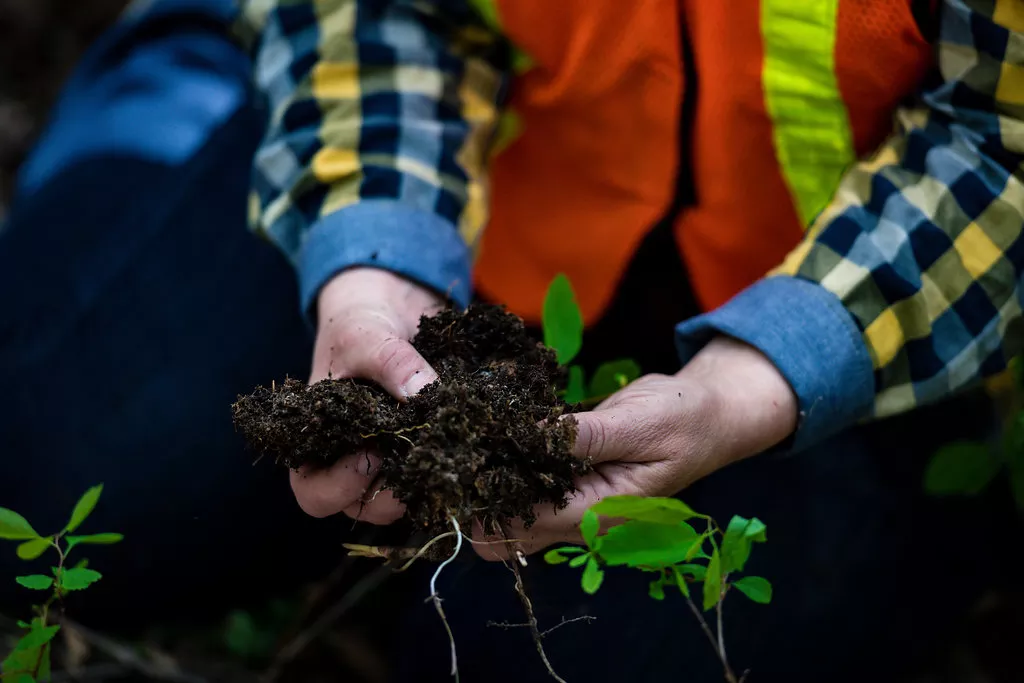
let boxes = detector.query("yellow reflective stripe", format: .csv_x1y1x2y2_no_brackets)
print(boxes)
761,0,855,227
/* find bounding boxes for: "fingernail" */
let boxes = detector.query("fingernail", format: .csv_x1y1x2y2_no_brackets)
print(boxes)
402,369,436,397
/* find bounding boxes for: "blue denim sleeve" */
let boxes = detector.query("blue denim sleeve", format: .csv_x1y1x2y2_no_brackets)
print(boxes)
675,276,875,452
17,0,248,196
298,202,473,313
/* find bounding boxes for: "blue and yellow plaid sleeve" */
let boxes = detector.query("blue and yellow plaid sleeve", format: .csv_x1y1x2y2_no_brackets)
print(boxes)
679,0,1024,450
238,0,505,314
777,0,1024,418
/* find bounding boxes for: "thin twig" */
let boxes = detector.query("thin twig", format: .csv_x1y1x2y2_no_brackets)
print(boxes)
683,595,725,663
428,517,463,681
716,589,728,674
715,577,738,683
50,662,133,681
58,619,206,683
263,564,393,682
684,592,739,682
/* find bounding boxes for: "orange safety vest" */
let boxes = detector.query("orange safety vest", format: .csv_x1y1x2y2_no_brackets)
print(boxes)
471,0,934,326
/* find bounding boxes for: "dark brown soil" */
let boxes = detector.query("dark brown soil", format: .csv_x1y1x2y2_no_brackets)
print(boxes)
232,305,585,534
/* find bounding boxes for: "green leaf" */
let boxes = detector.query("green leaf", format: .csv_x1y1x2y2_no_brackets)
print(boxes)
65,533,123,551
542,274,584,365
684,534,708,562
2,646,37,678
15,575,53,591
223,609,277,660
589,359,641,397
3,621,56,681
1006,416,1024,510
36,644,51,683
720,516,768,574
581,557,604,595
64,484,103,534
924,441,1001,496
544,547,585,565
568,553,590,568
564,365,587,404
702,549,722,612
0,508,39,541
1010,458,1024,511
581,509,600,548
732,576,773,604
58,567,102,591
16,538,52,562
1002,410,1024,459
677,563,707,581
596,520,700,568
648,577,666,600
14,623,60,651
590,495,701,524
15,675,35,683
670,566,691,597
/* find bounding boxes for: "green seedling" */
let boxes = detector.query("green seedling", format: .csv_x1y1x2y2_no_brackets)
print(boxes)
923,360,1024,510
546,495,771,683
542,274,641,405
0,485,123,682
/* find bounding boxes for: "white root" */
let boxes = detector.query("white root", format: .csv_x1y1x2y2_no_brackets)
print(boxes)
428,517,463,680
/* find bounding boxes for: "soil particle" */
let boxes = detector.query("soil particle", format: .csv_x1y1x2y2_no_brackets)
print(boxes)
232,305,585,534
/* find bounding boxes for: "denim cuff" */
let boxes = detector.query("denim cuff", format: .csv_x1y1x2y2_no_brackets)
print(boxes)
298,201,472,320
675,276,875,452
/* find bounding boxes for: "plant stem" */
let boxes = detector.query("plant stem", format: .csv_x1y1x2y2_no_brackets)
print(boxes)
716,581,737,683
683,595,725,665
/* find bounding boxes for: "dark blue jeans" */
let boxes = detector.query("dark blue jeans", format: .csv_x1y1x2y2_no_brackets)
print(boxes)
0,4,347,619
0,4,1017,682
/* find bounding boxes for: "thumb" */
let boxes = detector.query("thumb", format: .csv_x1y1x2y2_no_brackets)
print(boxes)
364,336,439,399
571,410,631,465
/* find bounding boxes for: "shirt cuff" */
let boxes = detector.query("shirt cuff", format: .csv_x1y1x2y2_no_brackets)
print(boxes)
674,276,875,452
298,201,472,319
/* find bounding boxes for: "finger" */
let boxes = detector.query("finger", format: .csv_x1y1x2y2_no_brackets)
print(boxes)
290,451,379,518
471,462,645,560
358,336,439,399
571,410,636,465
343,488,406,525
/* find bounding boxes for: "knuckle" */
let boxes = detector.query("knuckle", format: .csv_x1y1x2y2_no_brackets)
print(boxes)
370,337,418,381
579,417,609,462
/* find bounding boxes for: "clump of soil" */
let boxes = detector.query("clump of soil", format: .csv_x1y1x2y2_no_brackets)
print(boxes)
232,305,585,534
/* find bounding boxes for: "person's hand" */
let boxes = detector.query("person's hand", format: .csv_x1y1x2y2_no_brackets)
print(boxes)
290,267,443,524
472,337,799,559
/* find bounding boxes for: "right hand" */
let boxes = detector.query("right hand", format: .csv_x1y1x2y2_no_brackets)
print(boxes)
290,267,443,524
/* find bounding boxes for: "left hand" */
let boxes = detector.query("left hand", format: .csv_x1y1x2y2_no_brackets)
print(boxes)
471,337,799,560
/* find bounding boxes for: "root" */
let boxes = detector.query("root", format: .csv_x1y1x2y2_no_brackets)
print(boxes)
343,530,461,573
359,422,431,441
498,528,567,683
488,615,596,637
428,516,463,681
394,531,458,572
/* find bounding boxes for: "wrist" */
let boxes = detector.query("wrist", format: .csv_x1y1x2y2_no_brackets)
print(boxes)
317,267,442,323
678,336,798,462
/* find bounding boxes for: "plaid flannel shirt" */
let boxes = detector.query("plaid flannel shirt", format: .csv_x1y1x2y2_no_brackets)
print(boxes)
240,0,1024,449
